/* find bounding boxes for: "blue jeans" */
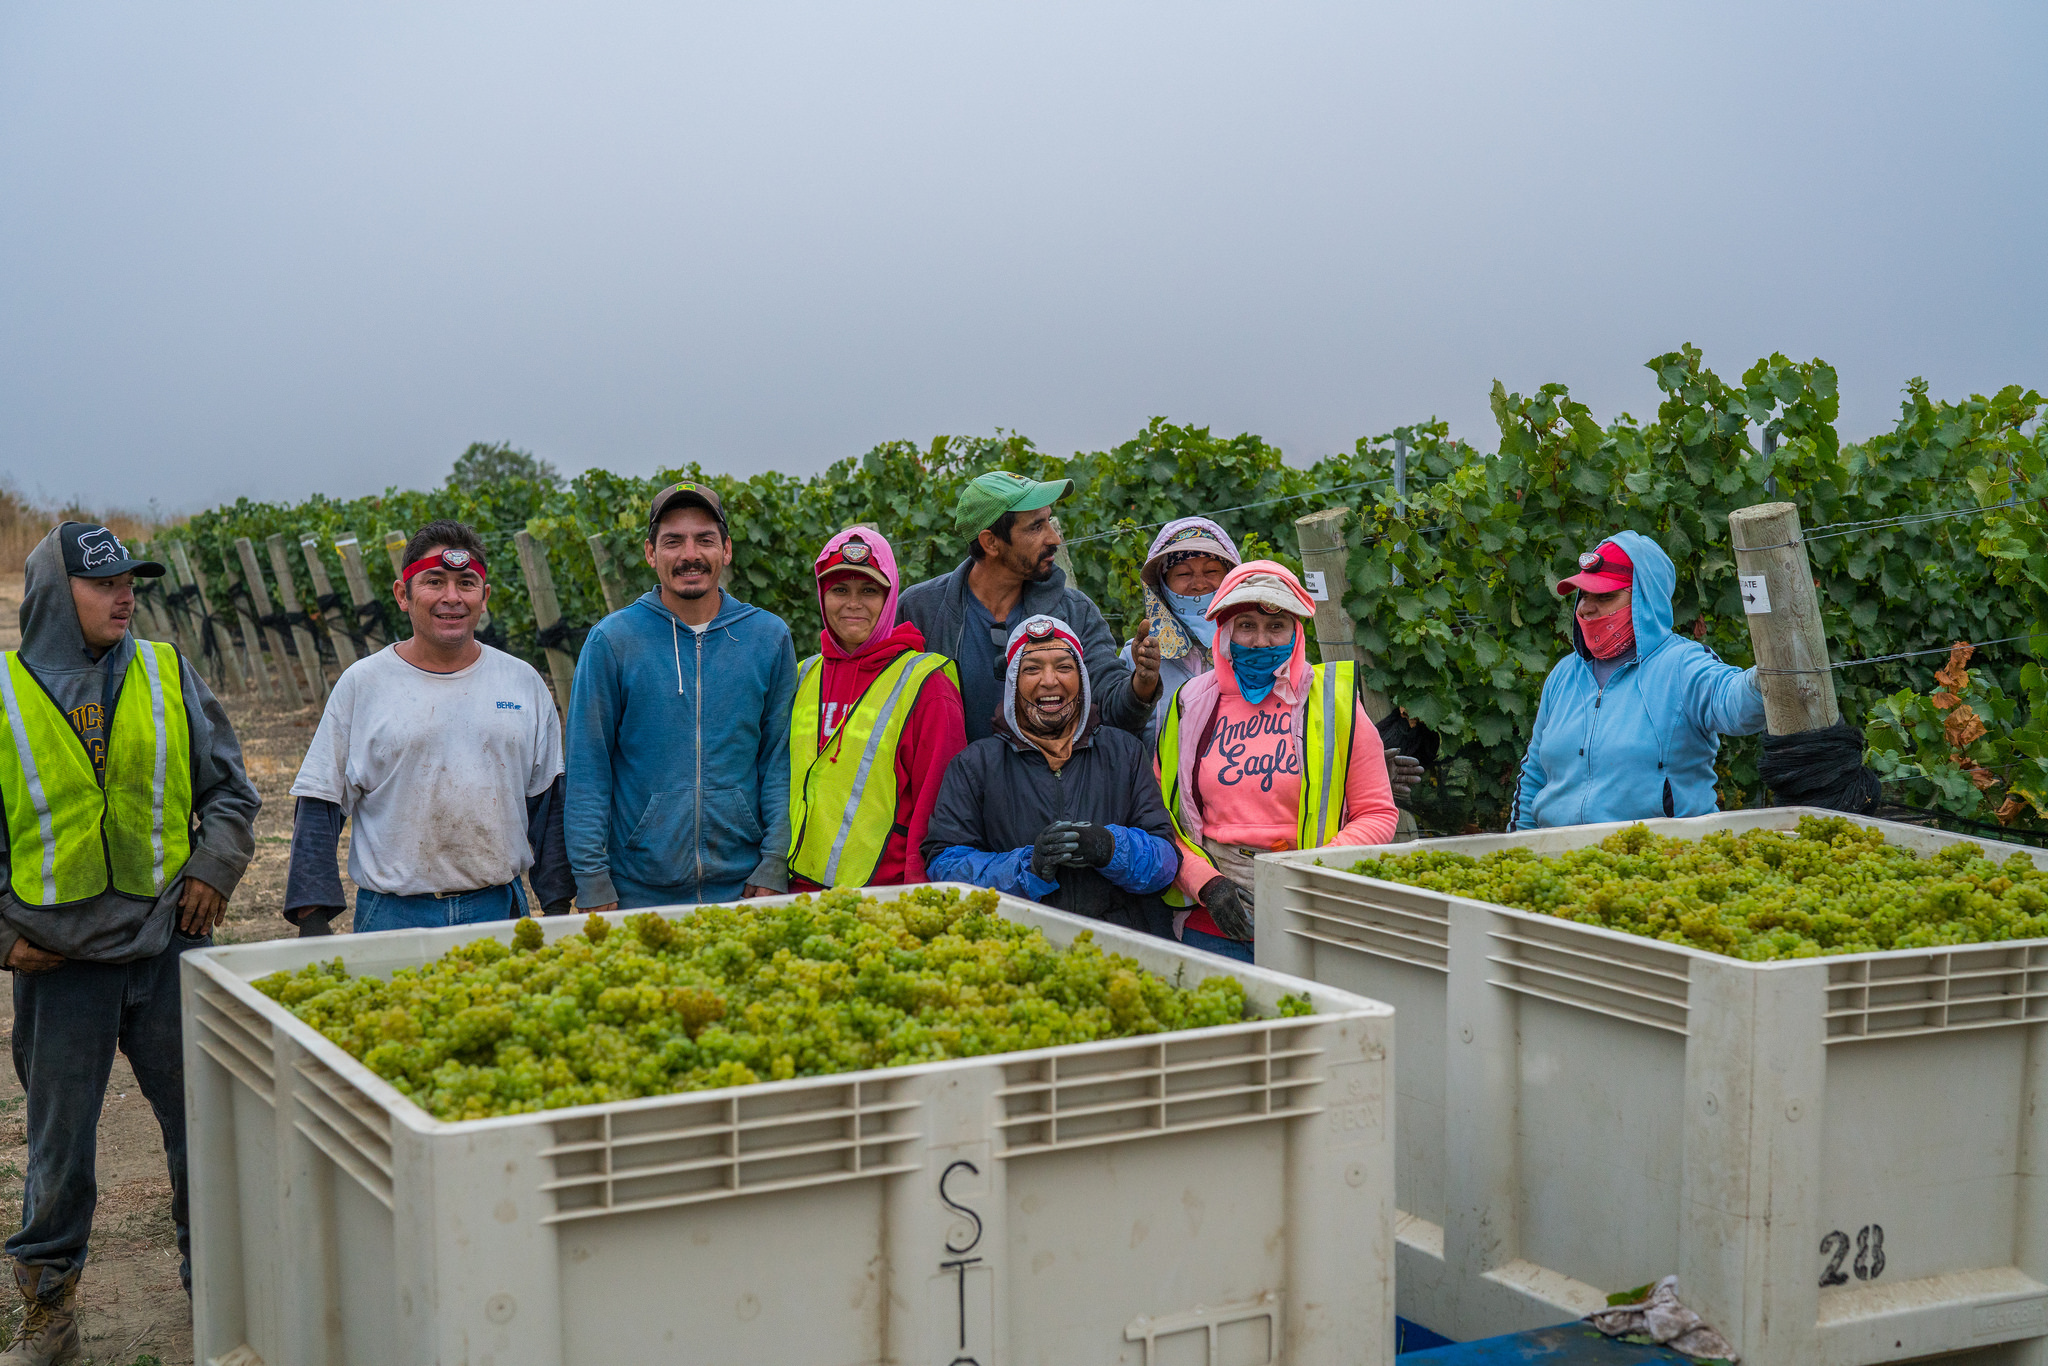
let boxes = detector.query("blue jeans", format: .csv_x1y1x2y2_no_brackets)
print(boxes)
353,880,527,933
608,872,749,910
1181,925,1255,962
9,927,205,1293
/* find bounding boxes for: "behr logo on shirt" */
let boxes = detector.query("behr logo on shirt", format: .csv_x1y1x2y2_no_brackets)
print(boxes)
496,701,522,710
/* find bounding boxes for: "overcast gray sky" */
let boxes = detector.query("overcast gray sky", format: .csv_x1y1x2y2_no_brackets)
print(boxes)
3,3,2043,512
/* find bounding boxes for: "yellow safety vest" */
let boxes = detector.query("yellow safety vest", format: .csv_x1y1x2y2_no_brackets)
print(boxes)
1154,661,1357,906
786,649,957,889
0,642,193,907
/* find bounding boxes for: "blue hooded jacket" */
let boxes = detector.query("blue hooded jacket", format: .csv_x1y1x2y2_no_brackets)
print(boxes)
565,589,797,907
1513,530,1766,830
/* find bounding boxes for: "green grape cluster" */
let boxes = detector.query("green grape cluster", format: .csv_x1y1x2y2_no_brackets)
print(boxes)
252,886,1278,1122
1349,816,2048,962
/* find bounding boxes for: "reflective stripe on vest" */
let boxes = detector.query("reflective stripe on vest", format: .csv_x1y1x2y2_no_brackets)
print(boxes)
1154,662,1357,906
786,650,956,889
0,642,193,907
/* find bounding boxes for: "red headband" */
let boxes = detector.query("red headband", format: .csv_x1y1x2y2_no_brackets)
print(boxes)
402,547,487,585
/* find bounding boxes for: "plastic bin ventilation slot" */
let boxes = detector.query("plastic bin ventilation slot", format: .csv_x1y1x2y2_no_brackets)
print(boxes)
183,888,1396,1366
1255,808,2048,1366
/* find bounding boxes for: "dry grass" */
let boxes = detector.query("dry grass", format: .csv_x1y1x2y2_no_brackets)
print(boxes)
0,482,169,571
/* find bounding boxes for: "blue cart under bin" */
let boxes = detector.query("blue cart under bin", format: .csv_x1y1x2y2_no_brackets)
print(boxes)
1397,1320,1700,1362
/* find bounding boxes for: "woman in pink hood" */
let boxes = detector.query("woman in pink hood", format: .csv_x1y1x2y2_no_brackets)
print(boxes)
1153,560,1398,960
786,527,966,891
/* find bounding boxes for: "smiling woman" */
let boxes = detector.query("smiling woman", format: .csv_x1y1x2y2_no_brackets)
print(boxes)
1155,561,1400,961
787,526,966,893
921,613,1181,936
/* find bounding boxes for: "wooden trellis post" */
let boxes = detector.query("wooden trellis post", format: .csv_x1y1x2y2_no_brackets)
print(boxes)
383,531,407,579
128,550,175,645
153,550,207,665
1294,507,1392,721
170,543,250,695
333,534,392,650
215,551,273,702
299,535,358,671
515,530,577,710
234,537,304,706
1730,501,1840,732
586,534,630,614
1295,504,1418,841
266,534,329,703
1050,516,1077,585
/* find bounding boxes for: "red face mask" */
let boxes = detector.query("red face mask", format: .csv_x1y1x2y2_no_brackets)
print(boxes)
1579,601,1635,659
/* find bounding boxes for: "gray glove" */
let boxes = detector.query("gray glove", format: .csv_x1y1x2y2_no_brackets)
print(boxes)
1031,824,1082,881
1199,877,1254,941
1388,751,1425,804
1042,820,1116,869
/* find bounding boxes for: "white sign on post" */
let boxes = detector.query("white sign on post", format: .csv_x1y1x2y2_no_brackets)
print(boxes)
1739,574,1772,615
1303,571,1329,602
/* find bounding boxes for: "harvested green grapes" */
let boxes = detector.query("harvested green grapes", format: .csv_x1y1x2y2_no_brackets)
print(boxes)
254,886,1299,1122
1348,816,2048,962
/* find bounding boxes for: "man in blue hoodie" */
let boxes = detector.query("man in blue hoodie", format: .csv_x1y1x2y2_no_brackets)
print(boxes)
565,482,798,909
1513,530,1767,830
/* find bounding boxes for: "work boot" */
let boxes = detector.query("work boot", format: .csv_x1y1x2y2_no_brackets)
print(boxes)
0,1262,80,1366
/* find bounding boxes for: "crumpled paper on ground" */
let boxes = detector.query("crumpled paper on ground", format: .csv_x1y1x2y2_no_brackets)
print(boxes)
1583,1274,1739,1363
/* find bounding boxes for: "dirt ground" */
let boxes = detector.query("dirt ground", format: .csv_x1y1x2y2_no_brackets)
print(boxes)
0,572,344,1366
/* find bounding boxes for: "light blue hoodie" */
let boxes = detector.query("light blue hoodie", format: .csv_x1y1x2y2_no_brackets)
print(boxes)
1513,530,1766,830
565,589,797,907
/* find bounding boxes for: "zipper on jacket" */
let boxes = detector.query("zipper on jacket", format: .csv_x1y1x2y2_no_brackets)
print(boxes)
695,627,704,897
1578,661,1639,821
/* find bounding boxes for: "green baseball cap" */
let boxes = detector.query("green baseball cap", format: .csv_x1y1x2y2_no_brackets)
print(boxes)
956,470,1073,535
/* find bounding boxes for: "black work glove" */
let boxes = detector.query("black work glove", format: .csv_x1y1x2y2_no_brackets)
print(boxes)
1031,824,1082,880
543,899,577,917
1198,877,1254,941
288,906,339,938
1068,822,1116,869
1388,752,1426,804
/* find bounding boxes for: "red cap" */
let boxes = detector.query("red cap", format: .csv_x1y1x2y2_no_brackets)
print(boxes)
1556,540,1634,596
814,535,890,588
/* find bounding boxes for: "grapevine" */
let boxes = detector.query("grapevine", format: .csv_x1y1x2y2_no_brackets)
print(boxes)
1347,815,2048,962
251,886,1284,1122
155,351,2048,836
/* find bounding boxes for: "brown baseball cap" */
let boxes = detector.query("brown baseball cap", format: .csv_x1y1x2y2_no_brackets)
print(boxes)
648,480,728,537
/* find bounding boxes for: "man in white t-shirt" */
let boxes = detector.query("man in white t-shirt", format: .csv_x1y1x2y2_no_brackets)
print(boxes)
283,519,573,934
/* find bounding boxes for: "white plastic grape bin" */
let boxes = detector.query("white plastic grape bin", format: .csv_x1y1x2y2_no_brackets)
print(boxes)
182,887,1396,1366
1253,807,2048,1366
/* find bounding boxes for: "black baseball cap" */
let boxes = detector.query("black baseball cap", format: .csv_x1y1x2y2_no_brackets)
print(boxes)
59,522,165,580
648,480,728,538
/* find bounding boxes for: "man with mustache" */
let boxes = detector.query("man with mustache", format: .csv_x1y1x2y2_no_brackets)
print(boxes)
284,519,574,933
900,471,1160,744
922,615,1178,935
565,481,797,909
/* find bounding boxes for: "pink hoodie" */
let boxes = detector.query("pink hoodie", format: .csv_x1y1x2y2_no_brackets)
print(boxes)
797,527,967,888
1161,560,1398,905
815,526,901,661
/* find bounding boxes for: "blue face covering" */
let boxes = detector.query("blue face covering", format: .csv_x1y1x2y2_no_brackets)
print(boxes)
1160,586,1218,649
1229,634,1294,705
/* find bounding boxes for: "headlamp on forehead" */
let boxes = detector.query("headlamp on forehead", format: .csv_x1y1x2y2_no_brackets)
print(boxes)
402,548,488,585
1579,549,1622,574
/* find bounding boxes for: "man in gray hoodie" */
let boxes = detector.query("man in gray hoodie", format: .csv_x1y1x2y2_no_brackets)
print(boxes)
0,524,258,1364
